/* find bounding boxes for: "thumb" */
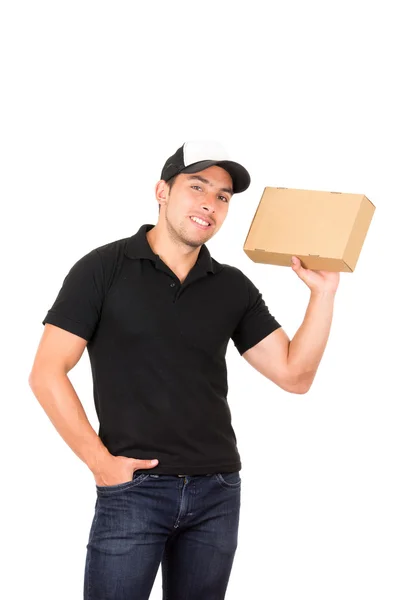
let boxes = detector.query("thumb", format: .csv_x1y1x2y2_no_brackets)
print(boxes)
136,459,158,469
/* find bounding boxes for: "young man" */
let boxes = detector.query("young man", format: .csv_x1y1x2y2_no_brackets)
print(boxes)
29,140,339,599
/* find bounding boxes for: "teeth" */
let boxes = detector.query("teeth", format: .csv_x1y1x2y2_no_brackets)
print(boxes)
191,216,210,227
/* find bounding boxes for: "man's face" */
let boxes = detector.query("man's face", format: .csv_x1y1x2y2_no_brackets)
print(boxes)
160,165,234,249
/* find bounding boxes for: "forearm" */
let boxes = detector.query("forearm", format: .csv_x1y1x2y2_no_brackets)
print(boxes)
29,372,111,474
288,290,336,388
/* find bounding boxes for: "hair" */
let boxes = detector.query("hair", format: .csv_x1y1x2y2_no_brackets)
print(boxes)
166,174,178,191
158,174,178,213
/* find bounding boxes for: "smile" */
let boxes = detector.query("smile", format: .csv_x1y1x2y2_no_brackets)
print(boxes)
190,216,211,228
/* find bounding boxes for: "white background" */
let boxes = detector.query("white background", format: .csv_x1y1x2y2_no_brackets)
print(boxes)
1,1,396,598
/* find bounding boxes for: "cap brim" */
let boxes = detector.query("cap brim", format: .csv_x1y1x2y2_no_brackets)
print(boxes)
181,160,250,194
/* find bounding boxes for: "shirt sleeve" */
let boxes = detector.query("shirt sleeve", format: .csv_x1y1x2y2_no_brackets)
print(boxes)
231,273,282,355
42,249,105,341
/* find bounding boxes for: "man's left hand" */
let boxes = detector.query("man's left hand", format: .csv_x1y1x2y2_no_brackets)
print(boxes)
290,256,340,295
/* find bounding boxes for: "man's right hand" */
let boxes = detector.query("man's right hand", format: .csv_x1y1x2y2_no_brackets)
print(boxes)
93,455,159,487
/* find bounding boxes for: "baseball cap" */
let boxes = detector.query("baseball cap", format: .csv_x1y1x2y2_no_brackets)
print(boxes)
160,140,251,194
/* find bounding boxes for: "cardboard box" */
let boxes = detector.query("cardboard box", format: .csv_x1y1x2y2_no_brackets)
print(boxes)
243,187,376,272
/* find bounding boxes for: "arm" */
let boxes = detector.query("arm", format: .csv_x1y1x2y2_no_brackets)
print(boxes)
242,290,336,394
287,290,335,390
28,324,111,474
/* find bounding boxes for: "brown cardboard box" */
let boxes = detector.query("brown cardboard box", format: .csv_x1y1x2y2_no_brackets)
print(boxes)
243,187,376,272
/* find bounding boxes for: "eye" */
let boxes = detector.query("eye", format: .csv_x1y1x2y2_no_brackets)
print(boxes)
191,185,202,191
219,195,229,203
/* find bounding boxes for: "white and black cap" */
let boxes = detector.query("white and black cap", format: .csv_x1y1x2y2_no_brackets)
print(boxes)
160,140,251,194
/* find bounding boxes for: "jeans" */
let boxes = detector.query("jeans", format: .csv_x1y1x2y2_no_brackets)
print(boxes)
84,471,241,600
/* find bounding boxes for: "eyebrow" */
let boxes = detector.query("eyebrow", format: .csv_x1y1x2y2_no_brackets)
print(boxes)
187,175,233,196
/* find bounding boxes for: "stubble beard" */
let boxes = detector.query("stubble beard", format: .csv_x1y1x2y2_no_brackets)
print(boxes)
165,209,210,249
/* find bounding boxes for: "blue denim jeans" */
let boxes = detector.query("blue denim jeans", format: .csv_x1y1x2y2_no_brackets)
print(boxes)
84,471,241,599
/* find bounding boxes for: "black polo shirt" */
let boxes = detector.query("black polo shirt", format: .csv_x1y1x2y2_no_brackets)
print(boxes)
42,223,282,475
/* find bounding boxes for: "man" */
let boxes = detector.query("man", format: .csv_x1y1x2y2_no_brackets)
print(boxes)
29,140,340,599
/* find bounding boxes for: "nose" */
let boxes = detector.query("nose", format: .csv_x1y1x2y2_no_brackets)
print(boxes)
201,196,216,213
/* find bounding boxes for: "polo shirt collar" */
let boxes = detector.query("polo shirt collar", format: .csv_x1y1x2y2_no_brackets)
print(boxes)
124,224,216,275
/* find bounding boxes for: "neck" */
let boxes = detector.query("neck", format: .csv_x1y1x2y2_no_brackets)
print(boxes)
146,221,201,277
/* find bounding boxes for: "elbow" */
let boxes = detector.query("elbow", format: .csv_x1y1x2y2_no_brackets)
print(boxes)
283,382,310,394
29,361,68,389
284,372,314,395
29,372,43,394
28,369,57,392
28,371,37,389
290,384,311,395
29,366,45,389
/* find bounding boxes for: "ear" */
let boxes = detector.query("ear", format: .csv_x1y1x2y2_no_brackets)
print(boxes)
155,180,168,210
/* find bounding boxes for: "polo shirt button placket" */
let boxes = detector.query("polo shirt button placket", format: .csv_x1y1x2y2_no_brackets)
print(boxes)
169,281,180,302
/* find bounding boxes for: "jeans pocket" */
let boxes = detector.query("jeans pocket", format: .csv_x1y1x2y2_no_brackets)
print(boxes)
215,471,241,489
96,472,149,493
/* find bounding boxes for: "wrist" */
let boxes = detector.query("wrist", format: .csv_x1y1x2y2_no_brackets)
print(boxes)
85,443,112,475
310,289,336,300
